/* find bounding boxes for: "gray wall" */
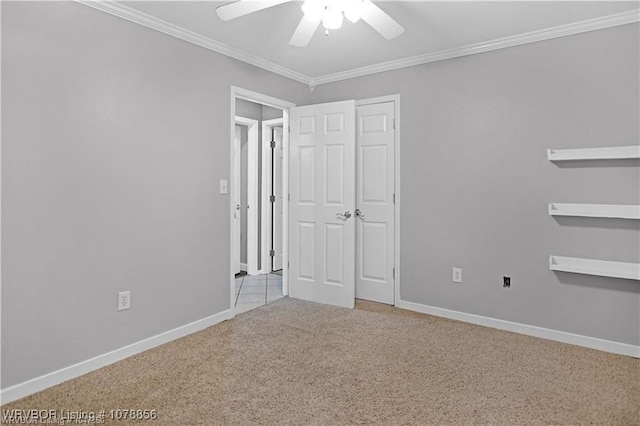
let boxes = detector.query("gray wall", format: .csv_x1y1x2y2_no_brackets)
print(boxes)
311,23,640,346
1,1,310,388
262,104,284,121
236,98,264,120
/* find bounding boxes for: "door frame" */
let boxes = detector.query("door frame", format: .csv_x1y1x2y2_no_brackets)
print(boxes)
229,87,295,315
261,118,285,274
355,95,401,306
235,116,259,275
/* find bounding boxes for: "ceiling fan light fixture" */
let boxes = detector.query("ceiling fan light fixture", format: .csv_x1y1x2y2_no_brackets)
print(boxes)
301,0,324,21
219,0,405,48
343,0,364,23
322,6,343,30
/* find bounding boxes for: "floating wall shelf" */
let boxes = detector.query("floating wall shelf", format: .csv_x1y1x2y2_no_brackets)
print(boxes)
549,203,640,220
550,256,640,281
547,146,640,161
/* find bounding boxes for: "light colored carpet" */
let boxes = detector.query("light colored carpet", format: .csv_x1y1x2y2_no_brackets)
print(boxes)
2,298,639,425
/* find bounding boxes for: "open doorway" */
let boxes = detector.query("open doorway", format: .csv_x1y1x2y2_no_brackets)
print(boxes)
230,88,402,314
231,89,294,315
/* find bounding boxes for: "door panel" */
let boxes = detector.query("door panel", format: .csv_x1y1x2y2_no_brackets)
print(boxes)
325,113,345,133
299,115,316,134
325,145,345,205
298,222,316,280
325,224,345,284
290,100,356,308
298,146,316,203
361,222,387,281
356,102,395,304
362,145,388,203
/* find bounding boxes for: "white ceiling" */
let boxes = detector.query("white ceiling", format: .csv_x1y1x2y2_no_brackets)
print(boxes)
118,1,639,83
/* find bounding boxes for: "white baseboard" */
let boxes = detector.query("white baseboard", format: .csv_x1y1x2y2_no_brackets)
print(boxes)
396,300,640,358
239,263,248,271
1,309,232,404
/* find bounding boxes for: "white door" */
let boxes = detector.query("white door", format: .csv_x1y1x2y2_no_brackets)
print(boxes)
289,100,356,308
233,125,242,274
272,126,284,271
355,102,395,304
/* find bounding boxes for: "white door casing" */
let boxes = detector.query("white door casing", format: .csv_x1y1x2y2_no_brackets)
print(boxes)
289,100,356,309
273,126,284,271
355,101,395,305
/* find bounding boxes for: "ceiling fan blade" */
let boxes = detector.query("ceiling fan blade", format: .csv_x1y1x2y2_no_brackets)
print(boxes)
216,0,292,21
289,15,321,47
360,0,404,40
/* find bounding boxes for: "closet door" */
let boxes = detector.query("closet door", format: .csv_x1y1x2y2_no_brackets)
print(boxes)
289,100,356,308
355,102,395,305
272,126,284,271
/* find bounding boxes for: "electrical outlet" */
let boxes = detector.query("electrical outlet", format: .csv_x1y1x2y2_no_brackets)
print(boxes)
452,268,462,283
118,291,131,311
503,276,511,288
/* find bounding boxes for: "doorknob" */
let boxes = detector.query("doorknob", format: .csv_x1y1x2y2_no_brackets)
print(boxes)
337,211,352,219
355,209,365,220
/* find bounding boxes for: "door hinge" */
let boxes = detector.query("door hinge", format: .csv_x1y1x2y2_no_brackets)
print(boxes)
393,118,396,130
393,193,396,204
270,140,276,149
393,267,395,279
288,193,291,202
269,249,276,257
288,261,290,269
270,195,276,203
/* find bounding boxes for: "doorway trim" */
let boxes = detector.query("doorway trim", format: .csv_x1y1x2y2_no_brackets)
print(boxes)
261,118,285,274
235,116,259,275
355,94,401,306
229,87,295,316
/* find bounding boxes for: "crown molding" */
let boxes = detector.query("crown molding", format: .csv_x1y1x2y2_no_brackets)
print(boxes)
77,1,313,86
311,8,640,86
78,2,638,90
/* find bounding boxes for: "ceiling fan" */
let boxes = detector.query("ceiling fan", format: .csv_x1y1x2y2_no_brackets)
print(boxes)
216,0,405,47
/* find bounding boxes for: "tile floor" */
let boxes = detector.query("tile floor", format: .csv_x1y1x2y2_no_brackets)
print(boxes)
234,271,284,314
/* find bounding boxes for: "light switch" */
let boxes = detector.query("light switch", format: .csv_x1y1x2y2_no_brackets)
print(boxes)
219,179,228,194
452,267,462,283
